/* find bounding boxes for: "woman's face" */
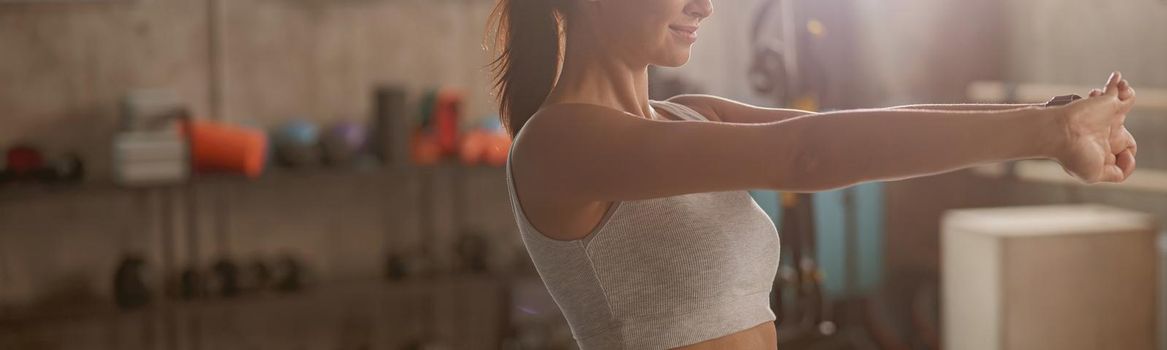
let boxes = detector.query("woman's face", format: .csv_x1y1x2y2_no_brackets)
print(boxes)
583,0,714,67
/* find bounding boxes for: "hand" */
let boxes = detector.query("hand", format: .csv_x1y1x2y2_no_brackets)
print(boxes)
1053,72,1138,184
1087,78,1138,179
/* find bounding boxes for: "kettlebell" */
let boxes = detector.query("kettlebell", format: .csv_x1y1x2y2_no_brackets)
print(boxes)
273,254,305,292
211,258,241,297
179,266,207,299
113,254,150,309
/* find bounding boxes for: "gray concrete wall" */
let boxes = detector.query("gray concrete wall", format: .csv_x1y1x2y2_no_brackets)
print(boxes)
0,0,512,290
0,0,500,181
0,0,212,181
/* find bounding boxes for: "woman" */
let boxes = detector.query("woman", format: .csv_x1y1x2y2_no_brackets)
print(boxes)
488,0,1138,349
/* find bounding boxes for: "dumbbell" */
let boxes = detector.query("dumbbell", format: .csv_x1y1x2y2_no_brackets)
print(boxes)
3,146,84,184
271,120,321,168
321,121,367,165
5,145,44,182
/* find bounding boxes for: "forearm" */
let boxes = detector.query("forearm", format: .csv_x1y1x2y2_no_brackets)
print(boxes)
887,103,1042,111
767,107,1061,192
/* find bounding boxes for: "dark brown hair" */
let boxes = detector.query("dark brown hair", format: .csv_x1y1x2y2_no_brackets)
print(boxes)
486,0,567,139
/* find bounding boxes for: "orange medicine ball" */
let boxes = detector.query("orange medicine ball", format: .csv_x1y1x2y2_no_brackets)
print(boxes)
484,134,511,167
459,131,488,166
410,132,442,166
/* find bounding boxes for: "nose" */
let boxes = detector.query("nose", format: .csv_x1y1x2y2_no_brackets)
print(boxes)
685,0,713,20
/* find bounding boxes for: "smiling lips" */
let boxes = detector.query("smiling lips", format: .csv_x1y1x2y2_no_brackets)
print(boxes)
670,24,699,43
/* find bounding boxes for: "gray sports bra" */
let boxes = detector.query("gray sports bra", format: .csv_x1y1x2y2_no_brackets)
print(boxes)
504,100,782,349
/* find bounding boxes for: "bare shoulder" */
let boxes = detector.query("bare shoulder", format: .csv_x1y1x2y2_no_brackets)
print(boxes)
509,103,643,200
522,102,640,135
512,103,641,164
508,104,642,240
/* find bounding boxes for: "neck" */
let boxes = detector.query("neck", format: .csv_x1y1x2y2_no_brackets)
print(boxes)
546,22,653,118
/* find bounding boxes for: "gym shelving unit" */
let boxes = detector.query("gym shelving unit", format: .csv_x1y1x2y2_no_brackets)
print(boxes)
0,161,553,349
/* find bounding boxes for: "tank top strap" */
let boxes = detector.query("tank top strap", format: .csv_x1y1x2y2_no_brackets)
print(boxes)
650,100,710,121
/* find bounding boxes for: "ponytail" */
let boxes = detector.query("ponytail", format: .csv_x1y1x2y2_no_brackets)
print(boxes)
486,0,566,139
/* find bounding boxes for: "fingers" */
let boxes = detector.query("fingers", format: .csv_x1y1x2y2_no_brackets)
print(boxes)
1106,72,1137,115
1104,128,1138,182
1116,149,1136,180
1123,127,1137,157
1104,71,1122,96
1119,82,1136,101
1117,91,1137,115
1109,125,1132,154
1101,164,1126,183
1090,72,1134,103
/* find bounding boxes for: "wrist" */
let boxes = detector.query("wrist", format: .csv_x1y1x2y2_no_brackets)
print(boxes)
1028,106,1068,160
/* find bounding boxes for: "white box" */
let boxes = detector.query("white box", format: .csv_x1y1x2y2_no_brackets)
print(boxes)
943,204,1158,350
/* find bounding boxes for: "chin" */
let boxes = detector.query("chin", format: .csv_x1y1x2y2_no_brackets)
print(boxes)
656,50,692,67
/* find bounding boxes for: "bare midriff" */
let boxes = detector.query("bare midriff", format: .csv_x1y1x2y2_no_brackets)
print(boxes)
672,322,776,350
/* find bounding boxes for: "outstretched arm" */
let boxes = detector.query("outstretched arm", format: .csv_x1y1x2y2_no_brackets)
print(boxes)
650,73,1136,192
671,93,1099,123
516,100,1062,204
767,106,1061,192
668,95,1048,124
887,103,1042,111
522,74,1132,203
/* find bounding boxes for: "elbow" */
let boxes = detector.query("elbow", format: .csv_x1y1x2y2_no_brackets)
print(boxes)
766,124,822,192
763,120,854,193
773,136,858,192
779,146,828,192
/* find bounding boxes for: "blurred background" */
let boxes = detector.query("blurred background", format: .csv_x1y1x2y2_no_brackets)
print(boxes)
0,0,1165,349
